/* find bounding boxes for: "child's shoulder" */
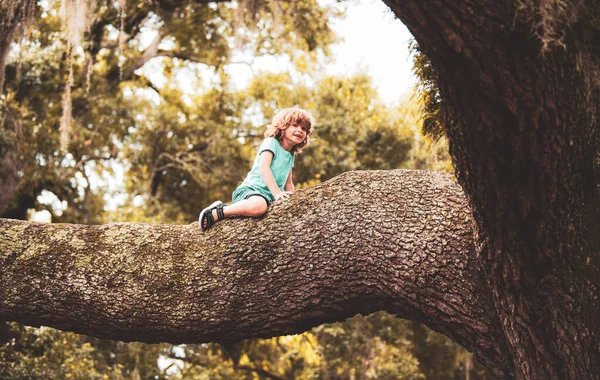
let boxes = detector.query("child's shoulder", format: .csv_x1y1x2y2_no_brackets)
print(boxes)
261,136,279,147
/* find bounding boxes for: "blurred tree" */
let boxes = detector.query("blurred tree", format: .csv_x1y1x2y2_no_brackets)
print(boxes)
313,313,422,380
0,323,111,379
0,322,175,379
409,322,491,380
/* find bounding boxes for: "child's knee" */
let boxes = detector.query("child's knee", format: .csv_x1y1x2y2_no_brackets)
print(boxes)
250,199,268,216
254,204,268,216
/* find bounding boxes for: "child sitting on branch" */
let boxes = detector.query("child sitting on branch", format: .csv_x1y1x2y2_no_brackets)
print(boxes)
199,106,314,230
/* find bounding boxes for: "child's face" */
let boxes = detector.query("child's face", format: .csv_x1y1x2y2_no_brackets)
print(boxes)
283,123,307,146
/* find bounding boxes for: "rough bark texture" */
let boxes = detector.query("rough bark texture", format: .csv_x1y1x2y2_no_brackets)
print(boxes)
1,170,511,378
383,1,600,379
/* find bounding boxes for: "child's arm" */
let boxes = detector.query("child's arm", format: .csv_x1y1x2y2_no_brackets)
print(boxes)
284,169,294,192
259,151,291,200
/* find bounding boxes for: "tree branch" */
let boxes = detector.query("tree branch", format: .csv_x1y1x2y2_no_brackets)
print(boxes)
156,50,208,63
133,74,162,96
118,32,164,83
0,170,512,377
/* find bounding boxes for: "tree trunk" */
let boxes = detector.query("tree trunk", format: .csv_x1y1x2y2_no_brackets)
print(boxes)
1,170,512,378
383,1,600,379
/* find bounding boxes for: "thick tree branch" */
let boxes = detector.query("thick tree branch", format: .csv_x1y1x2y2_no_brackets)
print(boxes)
0,170,512,377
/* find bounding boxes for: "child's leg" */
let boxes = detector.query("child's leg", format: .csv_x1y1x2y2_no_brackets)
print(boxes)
211,195,268,222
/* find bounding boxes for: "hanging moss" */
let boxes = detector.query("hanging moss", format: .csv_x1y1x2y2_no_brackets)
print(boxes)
57,0,98,152
0,0,36,93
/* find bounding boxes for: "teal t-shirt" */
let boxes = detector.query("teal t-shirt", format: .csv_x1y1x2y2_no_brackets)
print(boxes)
234,137,294,203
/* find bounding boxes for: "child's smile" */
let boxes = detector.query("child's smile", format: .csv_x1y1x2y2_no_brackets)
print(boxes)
282,124,306,148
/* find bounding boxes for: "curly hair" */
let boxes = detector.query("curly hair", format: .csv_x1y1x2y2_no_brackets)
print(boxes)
264,107,315,154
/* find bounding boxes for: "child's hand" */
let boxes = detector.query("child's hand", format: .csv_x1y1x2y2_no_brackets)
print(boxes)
275,191,293,202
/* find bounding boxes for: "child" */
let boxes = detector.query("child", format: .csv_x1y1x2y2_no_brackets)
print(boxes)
199,106,314,231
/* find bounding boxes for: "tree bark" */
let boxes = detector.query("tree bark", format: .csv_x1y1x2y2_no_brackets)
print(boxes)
382,1,600,379
1,170,512,378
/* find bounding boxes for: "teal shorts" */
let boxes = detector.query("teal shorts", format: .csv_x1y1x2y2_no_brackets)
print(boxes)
232,186,274,205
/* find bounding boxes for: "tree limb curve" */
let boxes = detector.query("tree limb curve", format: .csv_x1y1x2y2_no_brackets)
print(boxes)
0,170,512,377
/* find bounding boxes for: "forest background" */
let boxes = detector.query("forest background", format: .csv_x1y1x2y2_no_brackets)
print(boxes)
0,0,489,378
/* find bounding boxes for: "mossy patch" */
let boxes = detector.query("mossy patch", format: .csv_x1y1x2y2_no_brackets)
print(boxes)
70,235,86,250
50,229,69,243
75,254,93,269
0,223,30,257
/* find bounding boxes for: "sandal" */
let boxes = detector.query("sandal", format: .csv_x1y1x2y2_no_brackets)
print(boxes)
199,201,226,231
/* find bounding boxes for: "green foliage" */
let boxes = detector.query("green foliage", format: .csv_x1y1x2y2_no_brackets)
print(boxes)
409,40,444,140
313,313,423,379
152,313,423,380
0,323,172,379
234,0,339,56
110,86,249,224
409,321,491,380
0,324,112,379
301,75,413,182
